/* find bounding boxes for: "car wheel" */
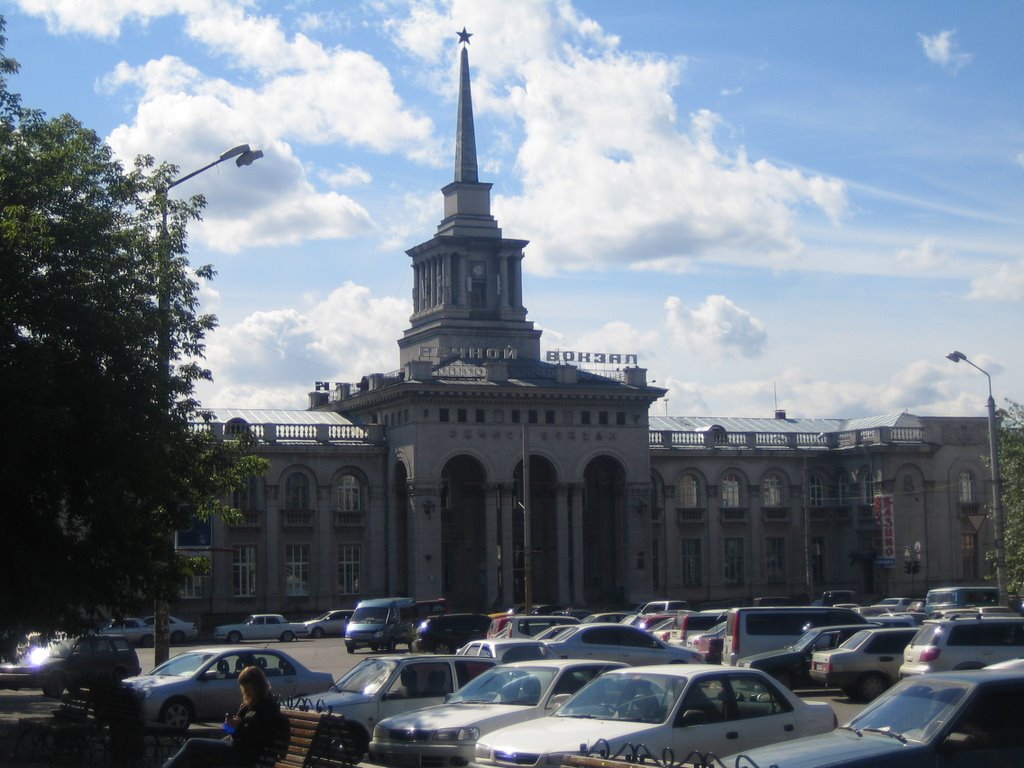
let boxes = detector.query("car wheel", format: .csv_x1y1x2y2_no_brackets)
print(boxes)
346,643,356,654
385,638,396,653
435,641,453,654
311,627,325,639
43,671,66,699
772,670,795,690
170,630,185,644
348,725,370,761
856,673,889,702
140,634,154,648
280,631,295,643
228,631,242,643
160,698,193,730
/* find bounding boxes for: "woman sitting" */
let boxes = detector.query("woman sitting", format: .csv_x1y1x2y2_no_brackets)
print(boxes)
162,664,287,767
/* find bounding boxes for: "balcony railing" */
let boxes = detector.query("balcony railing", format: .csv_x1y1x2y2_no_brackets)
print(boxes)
762,508,789,524
334,510,364,528
676,508,705,524
720,508,747,524
650,425,925,450
228,510,262,528
281,509,314,528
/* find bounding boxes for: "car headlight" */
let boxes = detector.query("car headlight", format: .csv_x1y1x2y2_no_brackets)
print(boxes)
474,744,491,760
373,725,386,740
435,727,480,742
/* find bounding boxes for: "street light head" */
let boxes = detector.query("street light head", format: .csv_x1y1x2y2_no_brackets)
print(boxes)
218,144,251,161
946,351,966,363
235,149,264,167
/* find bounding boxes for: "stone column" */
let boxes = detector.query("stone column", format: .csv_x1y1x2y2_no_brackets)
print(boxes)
500,482,515,607
556,482,571,604
485,483,500,609
570,482,585,606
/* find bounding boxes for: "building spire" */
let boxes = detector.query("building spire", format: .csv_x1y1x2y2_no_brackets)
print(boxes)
454,28,479,183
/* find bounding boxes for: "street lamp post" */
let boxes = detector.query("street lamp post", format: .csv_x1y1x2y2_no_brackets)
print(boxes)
154,144,263,666
946,350,1006,606
903,541,922,596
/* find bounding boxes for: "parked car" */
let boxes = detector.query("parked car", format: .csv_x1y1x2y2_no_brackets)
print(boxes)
692,622,727,664
541,623,702,666
637,600,691,614
582,612,631,624
722,606,870,665
473,664,836,768
0,634,141,698
871,597,914,613
346,597,418,653
122,646,333,728
486,614,579,639
457,639,557,663
299,609,353,639
142,615,199,643
810,626,918,701
213,614,309,643
98,618,154,647
923,585,999,616
662,610,728,646
368,659,625,767
727,670,1024,767
738,624,872,689
414,612,492,653
900,615,1024,676
318,654,498,758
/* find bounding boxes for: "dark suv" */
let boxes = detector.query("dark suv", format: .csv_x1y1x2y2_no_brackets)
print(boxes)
414,613,492,654
0,634,142,698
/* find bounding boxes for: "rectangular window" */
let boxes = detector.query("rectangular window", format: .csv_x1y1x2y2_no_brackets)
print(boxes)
285,544,310,596
475,409,485,423
439,408,450,422
724,538,744,585
962,533,978,579
682,539,702,586
528,410,538,424
765,537,786,584
545,410,555,425
457,408,467,423
616,412,626,425
581,411,591,425
493,409,504,423
598,411,609,425
511,410,521,424
337,544,361,595
180,555,209,599
233,545,257,597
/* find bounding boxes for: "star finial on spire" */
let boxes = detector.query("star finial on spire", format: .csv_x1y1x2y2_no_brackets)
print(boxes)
457,27,472,46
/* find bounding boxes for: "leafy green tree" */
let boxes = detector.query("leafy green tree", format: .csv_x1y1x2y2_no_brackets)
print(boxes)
999,400,1024,596
0,19,266,658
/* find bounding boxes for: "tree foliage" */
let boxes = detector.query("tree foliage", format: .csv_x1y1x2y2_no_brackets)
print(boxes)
0,19,266,657
1000,400,1024,595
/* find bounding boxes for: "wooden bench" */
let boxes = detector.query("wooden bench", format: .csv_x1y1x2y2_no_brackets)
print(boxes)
254,708,364,768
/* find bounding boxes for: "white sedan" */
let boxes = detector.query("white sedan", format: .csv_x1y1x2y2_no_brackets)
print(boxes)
542,623,703,666
142,615,199,644
123,646,333,729
473,665,836,768
369,659,625,767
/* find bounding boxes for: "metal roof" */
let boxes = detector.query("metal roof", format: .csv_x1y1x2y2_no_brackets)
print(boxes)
648,412,919,434
201,408,356,426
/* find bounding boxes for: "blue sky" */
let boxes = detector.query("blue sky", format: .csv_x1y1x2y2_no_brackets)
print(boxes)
5,0,1022,418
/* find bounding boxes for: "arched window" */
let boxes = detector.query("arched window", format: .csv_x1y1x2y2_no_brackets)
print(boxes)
762,473,785,507
808,475,825,508
336,474,361,512
862,472,876,504
839,473,853,505
232,476,260,510
721,473,742,508
678,474,701,508
284,472,310,510
958,471,977,504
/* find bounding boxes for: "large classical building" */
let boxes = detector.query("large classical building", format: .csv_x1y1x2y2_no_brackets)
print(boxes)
182,40,998,625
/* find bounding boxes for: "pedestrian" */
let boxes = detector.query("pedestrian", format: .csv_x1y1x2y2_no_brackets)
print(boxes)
161,664,287,767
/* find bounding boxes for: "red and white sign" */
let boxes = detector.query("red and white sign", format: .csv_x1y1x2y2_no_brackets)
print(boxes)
875,494,896,567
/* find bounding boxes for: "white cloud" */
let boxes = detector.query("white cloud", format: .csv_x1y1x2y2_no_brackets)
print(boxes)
320,165,373,188
918,30,972,73
664,295,767,359
896,238,953,271
967,258,1024,301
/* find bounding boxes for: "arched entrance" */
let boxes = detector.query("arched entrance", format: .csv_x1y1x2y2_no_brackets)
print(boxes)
583,455,626,606
440,456,488,610
512,456,559,606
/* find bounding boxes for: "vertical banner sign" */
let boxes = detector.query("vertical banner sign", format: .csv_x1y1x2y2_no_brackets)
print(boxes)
875,494,896,568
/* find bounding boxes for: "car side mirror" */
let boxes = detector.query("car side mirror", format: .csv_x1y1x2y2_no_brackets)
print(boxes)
680,709,707,727
548,693,572,710
202,670,220,681
939,732,974,753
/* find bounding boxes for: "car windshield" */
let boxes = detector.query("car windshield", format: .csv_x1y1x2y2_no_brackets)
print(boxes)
351,606,388,623
556,673,686,724
332,659,397,694
149,652,215,677
450,668,555,705
848,679,967,741
788,630,822,651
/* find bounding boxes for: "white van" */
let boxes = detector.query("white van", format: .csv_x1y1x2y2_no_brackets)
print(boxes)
722,606,869,665
924,585,999,616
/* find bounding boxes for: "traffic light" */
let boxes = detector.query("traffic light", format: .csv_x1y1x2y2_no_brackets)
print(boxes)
904,561,913,574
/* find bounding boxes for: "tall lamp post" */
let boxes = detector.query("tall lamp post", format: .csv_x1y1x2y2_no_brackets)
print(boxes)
946,350,1006,606
154,144,263,666
903,541,922,596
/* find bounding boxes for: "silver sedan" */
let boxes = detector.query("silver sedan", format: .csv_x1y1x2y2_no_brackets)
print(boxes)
542,623,703,666
123,646,334,729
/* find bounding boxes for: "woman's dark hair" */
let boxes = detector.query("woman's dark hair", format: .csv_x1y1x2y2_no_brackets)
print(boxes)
238,665,271,705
